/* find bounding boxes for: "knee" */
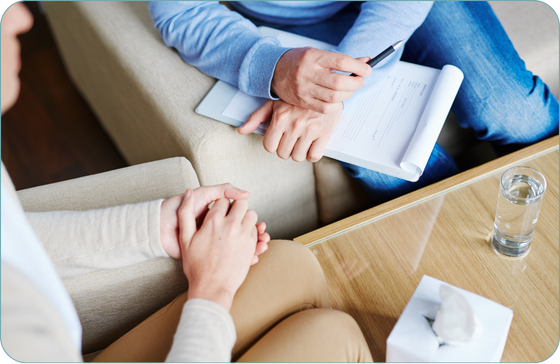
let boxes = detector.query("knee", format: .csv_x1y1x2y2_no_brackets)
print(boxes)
251,240,330,308
311,310,373,362
304,309,366,342
459,76,559,146
237,308,372,362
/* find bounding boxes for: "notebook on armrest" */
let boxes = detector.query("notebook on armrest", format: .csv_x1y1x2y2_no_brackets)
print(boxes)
196,26,463,182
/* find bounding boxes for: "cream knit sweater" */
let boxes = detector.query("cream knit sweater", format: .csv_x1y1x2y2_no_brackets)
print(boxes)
1,163,236,362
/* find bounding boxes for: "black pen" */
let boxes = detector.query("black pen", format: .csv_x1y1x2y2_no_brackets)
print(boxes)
350,39,405,77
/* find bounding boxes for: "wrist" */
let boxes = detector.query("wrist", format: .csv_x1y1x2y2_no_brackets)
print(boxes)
188,286,235,312
159,195,182,259
270,49,292,100
270,72,281,100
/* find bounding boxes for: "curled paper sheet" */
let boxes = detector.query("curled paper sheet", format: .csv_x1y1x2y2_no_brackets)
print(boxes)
400,65,464,181
432,286,484,345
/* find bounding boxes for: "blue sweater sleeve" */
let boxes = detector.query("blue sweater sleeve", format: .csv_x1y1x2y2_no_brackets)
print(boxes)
337,2,434,91
148,1,290,99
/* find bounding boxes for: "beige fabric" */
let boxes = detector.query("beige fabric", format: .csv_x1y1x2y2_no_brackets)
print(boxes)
3,238,367,362
314,157,375,225
7,175,335,362
166,299,237,362
43,2,559,237
16,158,199,354
6,160,238,360
26,200,167,279
229,240,330,359
92,240,339,362
238,309,373,362
67,258,188,355
43,1,319,239
18,157,199,212
1,264,82,362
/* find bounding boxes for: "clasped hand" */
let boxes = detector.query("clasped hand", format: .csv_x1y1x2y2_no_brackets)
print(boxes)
160,184,270,310
240,99,342,162
239,48,370,162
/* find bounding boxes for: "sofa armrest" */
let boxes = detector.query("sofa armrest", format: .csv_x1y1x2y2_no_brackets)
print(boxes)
17,157,198,355
67,258,188,356
43,1,320,239
18,157,199,212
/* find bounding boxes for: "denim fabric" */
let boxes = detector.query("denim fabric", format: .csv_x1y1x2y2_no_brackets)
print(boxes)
340,144,458,203
402,2,559,149
257,1,559,204
150,1,559,203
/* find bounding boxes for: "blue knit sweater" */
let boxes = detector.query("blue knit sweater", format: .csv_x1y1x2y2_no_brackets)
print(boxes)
148,1,433,99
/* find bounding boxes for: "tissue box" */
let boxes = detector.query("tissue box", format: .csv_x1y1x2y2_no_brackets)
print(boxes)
386,275,513,362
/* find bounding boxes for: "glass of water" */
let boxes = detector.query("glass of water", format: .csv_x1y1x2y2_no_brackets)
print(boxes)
492,166,547,257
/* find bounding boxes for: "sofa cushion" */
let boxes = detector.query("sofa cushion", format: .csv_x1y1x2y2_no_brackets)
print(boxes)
18,157,199,212
43,1,320,239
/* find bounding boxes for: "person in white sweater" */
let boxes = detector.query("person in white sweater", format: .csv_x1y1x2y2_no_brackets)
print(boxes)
1,3,372,362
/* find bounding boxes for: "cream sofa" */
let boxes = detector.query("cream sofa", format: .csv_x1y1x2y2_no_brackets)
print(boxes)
17,157,197,357
41,1,559,240
18,1,559,358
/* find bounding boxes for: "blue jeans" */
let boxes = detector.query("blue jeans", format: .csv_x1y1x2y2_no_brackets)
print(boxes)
248,2,559,204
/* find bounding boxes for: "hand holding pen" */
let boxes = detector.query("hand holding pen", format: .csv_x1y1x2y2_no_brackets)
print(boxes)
350,40,405,77
271,47,372,114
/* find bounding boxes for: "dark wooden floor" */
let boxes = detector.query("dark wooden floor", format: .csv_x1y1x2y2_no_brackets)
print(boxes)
1,2,127,191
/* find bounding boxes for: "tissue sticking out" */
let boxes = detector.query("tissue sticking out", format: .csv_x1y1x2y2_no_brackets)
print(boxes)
432,285,484,346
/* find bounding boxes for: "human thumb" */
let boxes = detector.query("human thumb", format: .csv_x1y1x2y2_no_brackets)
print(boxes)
177,189,197,255
238,100,273,135
356,57,372,77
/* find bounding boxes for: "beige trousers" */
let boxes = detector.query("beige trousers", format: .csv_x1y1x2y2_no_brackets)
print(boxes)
93,240,373,362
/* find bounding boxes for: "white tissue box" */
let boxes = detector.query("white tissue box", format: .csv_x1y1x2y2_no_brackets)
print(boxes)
386,275,513,362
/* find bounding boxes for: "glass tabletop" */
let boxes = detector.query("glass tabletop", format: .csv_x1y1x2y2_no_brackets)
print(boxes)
306,148,559,362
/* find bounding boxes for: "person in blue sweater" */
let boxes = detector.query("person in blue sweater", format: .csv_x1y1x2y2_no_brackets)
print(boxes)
148,1,558,203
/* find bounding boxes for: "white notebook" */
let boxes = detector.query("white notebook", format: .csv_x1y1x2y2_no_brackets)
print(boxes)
196,27,464,182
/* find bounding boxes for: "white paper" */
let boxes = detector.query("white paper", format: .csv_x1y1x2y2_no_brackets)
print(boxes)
386,276,513,362
221,91,267,124
217,28,463,181
324,62,443,181
400,65,464,177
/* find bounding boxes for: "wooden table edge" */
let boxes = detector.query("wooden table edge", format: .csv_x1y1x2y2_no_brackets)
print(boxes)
295,136,559,247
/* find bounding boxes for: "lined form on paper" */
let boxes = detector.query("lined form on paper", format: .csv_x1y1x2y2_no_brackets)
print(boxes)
326,62,439,166
198,27,464,181
325,63,463,181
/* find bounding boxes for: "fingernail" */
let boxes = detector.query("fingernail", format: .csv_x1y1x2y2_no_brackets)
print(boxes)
185,190,192,199
239,188,248,193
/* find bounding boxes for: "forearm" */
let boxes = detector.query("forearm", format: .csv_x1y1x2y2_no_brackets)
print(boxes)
165,298,236,362
26,200,168,279
338,1,434,87
148,1,289,98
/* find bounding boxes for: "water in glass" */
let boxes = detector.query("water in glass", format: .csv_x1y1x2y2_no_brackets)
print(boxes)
492,174,545,257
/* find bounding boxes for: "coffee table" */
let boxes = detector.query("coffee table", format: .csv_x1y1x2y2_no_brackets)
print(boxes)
295,136,559,362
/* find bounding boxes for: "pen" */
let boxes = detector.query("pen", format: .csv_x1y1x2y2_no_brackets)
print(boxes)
350,39,405,77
